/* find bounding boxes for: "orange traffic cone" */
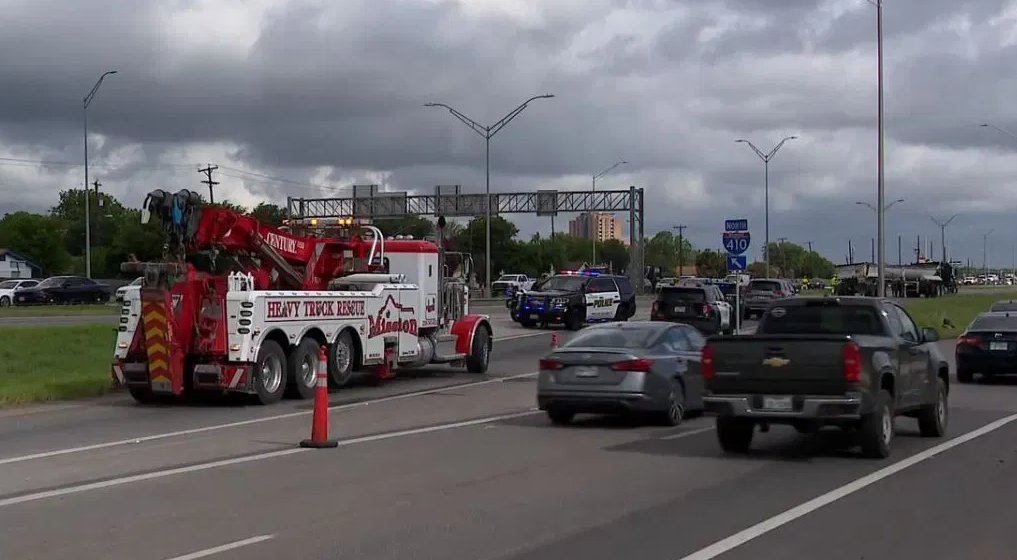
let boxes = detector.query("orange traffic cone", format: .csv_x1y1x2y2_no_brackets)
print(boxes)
551,332,559,348
300,346,338,449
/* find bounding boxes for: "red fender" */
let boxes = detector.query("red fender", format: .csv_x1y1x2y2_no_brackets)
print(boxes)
452,314,492,355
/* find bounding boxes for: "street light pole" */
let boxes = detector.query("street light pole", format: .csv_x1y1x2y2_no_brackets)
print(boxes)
930,214,959,264
735,136,798,278
83,70,118,279
591,160,627,263
424,94,555,296
983,229,994,279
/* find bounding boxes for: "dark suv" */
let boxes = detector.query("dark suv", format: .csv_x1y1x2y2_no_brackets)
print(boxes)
743,278,790,319
511,273,636,330
651,285,732,335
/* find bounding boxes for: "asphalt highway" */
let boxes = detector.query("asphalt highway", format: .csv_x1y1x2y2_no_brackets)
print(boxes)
3,311,1017,559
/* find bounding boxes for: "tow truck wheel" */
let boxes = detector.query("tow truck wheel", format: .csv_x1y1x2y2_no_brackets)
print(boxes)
466,325,491,374
328,330,357,388
285,338,319,400
253,340,287,405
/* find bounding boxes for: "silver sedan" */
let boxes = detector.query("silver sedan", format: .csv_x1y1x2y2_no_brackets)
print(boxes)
536,320,707,426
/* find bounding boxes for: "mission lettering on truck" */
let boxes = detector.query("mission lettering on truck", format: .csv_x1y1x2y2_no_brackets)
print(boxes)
265,299,367,321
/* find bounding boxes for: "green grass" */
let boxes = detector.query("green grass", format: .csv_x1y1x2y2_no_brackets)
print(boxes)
0,304,119,317
904,291,1017,338
0,325,118,405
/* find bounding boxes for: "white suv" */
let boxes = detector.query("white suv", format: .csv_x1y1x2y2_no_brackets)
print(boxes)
0,279,40,307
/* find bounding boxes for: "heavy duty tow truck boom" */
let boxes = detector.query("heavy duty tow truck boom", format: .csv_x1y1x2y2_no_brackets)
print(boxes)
112,189,493,404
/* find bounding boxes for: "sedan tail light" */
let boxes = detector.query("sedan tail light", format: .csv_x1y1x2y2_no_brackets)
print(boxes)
539,358,564,370
610,358,655,372
957,335,981,347
773,290,785,297
702,303,714,316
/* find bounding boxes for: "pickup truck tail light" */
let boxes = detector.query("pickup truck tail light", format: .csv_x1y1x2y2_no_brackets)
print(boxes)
539,358,564,370
702,344,715,380
842,341,862,382
610,358,655,372
957,335,981,347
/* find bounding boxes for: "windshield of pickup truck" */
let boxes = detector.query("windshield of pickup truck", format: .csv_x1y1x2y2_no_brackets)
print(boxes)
760,303,885,335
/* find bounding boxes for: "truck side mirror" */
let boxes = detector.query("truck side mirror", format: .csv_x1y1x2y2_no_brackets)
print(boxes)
920,327,940,343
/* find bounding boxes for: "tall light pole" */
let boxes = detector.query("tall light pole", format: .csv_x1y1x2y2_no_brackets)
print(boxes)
862,0,887,296
735,136,798,278
983,229,994,279
83,70,118,279
930,214,959,264
591,160,627,263
424,94,555,295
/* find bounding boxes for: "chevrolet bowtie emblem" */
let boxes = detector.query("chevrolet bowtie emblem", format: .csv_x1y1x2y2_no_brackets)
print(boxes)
762,357,790,367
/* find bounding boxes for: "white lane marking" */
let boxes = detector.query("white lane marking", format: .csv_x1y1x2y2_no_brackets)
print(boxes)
0,371,539,466
164,534,275,560
0,409,539,509
659,426,714,440
677,412,1017,560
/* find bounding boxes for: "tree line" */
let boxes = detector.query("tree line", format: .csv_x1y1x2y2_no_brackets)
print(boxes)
0,188,836,281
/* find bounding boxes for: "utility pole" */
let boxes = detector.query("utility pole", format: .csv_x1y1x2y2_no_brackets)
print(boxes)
777,237,788,275
672,224,687,275
198,164,219,203
805,241,813,253
871,238,875,263
848,239,854,264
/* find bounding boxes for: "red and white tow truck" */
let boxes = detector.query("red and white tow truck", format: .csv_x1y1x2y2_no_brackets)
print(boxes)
112,189,492,404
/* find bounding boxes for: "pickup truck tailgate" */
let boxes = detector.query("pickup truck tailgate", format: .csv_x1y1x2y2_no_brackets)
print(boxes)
709,335,853,395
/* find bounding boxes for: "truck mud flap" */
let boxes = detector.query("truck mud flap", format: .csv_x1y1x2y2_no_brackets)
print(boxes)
192,364,254,394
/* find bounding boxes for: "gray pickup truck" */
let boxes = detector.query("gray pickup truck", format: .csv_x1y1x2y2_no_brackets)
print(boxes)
703,296,949,458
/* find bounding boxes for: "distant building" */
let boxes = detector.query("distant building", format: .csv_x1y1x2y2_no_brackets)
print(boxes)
568,212,625,243
0,249,41,279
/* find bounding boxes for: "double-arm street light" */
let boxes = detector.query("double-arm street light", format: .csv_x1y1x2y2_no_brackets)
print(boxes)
83,70,118,279
735,136,798,278
855,199,904,213
980,122,1017,140
930,214,960,264
424,94,555,295
863,0,887,296
591,160,627,263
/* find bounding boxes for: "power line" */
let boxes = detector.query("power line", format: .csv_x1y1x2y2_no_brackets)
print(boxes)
198,164,220,204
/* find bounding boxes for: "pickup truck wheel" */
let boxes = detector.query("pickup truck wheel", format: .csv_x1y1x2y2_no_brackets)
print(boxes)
859,389,894,458
660,383,685,426
917,378,948,437
957,368,973,384
716,417,754,453
547,409,575,425
253,340,287,405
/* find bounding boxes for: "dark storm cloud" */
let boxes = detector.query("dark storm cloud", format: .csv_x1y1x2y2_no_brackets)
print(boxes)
2,0,1017,264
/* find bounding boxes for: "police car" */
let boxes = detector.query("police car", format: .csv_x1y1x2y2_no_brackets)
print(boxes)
509,271,636,330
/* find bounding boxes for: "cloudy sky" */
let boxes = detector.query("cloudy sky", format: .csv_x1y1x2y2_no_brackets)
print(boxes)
2,0,1017,267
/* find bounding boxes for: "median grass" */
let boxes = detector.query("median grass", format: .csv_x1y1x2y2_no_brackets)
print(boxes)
0,324,118,405
904,291,1017,338
0,304,119,317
